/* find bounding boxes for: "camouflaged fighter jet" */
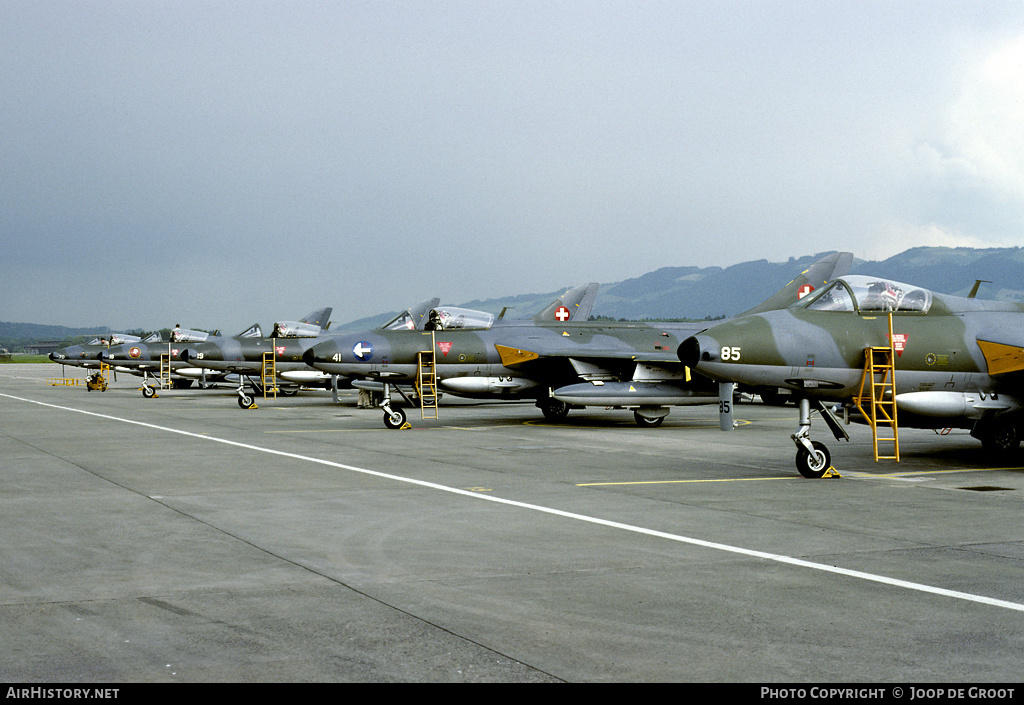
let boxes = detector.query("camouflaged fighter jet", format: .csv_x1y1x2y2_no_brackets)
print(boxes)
178,300,439,408
304,255,849,429
49,333,147,372
98,322,265,394
303,282,604,427
679,275,1024,477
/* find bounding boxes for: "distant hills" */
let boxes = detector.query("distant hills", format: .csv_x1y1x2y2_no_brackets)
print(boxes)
358,246,1024,326
5,247,1024,348
592,246,1024,321
0,322,124,352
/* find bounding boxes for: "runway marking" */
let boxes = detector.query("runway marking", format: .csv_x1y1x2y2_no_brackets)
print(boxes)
868,467,1024,477
578,477,795,486
6,391,1024,615
581,467,1019,486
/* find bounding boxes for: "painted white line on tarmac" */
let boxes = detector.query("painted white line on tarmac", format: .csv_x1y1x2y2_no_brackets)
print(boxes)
6,391,1024,614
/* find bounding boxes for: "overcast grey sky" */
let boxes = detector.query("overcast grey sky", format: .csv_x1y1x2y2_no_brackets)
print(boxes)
3,1,1023,332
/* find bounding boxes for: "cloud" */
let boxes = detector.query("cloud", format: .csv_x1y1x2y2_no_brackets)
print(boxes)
903,33,1024,239
3,2,1024,331
952,34,1024,197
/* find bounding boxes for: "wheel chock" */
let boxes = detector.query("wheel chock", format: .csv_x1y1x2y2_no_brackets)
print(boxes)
400,421,412,430
822,466,841,478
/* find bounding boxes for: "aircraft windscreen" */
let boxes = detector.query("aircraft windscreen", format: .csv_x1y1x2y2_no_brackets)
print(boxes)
802,276,931,314
383,311,418,330
801,281,855,312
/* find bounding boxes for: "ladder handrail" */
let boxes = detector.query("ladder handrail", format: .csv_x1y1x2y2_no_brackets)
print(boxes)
160,347,172,389
262,348,277,399
854,313,900,462
417,331,439,419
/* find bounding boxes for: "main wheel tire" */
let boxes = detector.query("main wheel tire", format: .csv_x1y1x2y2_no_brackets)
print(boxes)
795,440,831,479
981,418,1021,455
634,411,665,427
539,399,570,421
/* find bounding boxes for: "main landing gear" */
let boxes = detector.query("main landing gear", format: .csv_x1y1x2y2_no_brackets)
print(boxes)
792,397,848,478
537,398,570,422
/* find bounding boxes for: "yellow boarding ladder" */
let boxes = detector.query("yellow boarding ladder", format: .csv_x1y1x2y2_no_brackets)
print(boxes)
160,348,172,389
854,313,900,462
416,332,439,420
262,350,277,398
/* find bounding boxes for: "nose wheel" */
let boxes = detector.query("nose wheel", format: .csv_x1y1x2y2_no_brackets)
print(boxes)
383,406,408,429
795,440,832,478
379,382,412,429
791,397,846,478
236,377,258,409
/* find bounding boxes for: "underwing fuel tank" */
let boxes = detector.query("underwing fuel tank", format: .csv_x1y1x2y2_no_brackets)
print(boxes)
553,381,716,407
278,370,332,384
895,392,1018,419
439,376,539,395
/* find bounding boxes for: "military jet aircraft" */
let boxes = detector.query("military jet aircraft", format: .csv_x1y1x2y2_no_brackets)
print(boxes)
305,255,849,429
550,253,850,423
99,306,331,395
49,333,147,371
303,282,607,426
98,322,265,394
679,275,1024,477
177,300,441,407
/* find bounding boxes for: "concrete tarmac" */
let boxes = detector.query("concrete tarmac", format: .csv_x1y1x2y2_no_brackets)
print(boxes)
3,363,1024,683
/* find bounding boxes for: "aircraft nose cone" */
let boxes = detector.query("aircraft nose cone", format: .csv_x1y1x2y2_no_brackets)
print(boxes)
678,334,719,367
302,347,318,367
49,351,64,361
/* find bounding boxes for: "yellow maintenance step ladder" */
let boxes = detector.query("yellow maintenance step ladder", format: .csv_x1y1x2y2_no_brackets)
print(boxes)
160,349,173,390
416,334,439,420
262,351,277,399
854,314,900,462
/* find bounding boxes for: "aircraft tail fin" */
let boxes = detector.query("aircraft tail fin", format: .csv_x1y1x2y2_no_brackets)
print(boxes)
737,252,852,317
300,307,333,328
533,282,600,322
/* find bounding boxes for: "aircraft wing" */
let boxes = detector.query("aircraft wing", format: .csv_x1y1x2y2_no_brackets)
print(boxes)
977,332,1024,376
495,344,679,367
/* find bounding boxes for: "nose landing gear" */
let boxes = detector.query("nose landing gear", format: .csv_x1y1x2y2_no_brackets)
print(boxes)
792,398,847,478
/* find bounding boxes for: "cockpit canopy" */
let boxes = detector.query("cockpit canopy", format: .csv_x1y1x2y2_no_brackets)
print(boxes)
271,321,321,338
86,334,143,346
799,276,932,314
169,328,209,342
424,307,495,330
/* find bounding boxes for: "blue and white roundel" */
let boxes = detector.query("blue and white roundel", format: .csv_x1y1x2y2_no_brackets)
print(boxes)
352,341,373,360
